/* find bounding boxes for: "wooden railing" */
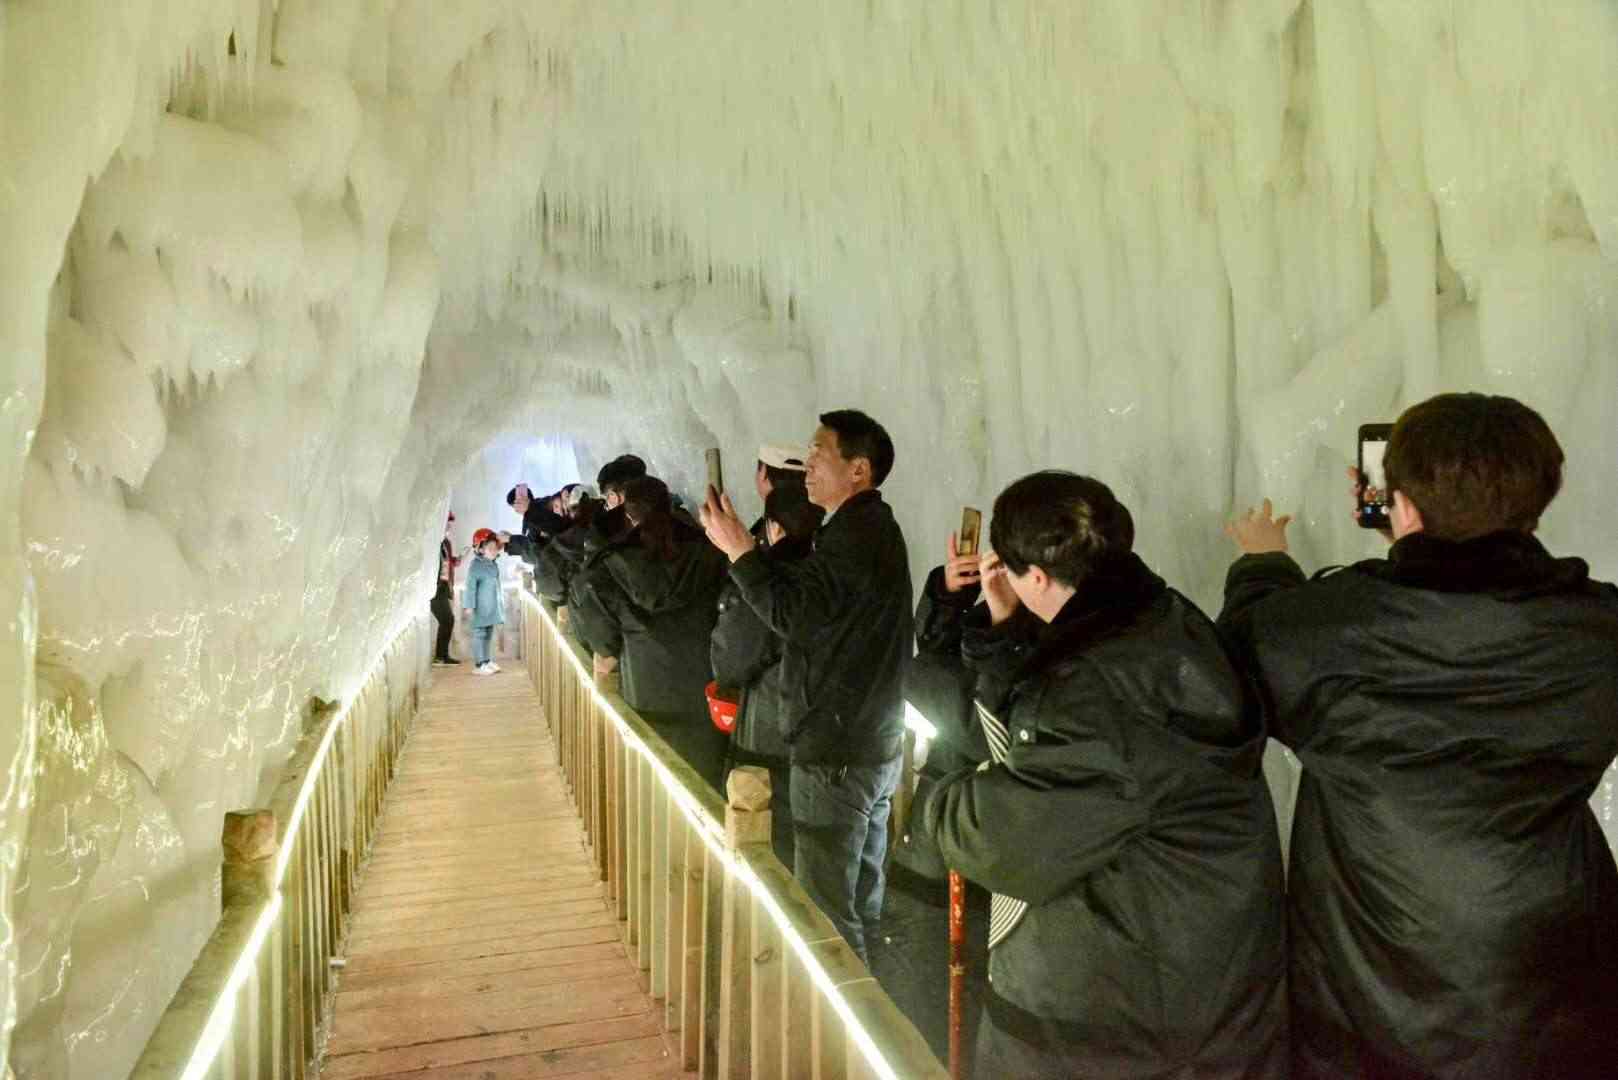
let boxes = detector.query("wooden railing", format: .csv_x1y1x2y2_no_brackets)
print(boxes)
130,616,432,1080
522,588,948,1080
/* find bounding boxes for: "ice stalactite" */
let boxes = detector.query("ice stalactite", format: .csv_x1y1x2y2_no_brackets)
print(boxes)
3,2,1618,1076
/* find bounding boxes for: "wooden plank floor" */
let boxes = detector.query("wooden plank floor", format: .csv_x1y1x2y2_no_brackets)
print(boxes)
321,664,679,1080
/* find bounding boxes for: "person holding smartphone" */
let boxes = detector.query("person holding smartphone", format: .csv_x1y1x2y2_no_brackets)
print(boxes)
901,471,1287,1078
1220,392,1618,1079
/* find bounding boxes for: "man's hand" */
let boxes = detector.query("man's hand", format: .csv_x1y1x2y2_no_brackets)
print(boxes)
1225,498,1293,555
980,552,1021,625
700,485,757,563
592,654,619,678
943,532,982,593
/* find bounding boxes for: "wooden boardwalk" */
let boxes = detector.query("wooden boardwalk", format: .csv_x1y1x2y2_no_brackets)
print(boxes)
321,665,680,1080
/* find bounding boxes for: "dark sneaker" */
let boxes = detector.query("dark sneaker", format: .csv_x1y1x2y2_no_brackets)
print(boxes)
433,656,461,666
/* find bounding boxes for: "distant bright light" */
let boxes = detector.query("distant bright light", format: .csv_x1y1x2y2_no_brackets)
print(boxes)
904,700,938,741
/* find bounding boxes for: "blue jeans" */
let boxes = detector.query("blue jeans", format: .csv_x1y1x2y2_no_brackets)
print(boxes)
790,756,903,962
471,626,495,666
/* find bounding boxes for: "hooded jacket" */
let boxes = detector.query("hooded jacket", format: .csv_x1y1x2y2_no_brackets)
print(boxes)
464,554,505,629
1219,531,1618,1079
570,514,729,715
908,554,1288,1078
710,534,815,763
728,489,912,766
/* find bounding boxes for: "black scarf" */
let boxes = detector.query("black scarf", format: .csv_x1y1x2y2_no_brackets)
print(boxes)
1367,530,1590,600
1020,552,1168,679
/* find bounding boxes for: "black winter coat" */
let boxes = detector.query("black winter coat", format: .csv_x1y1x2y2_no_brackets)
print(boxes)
909,554,1288,1079
1219,531,1618,1080
710,536,814,764
904,566,993,775
570,517,729,716
533,519,594,604
728,489,912,766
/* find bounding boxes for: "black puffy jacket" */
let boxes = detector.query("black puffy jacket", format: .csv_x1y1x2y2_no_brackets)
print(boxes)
728,489,912,766
904,566,993,775
534,519,593,604
710,535,814,764
570,517,729,716
909,554,1288,1078
1220,531,1618,1080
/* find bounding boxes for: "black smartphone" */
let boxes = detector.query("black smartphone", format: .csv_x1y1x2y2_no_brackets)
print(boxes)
705,448,723,496
1357,424,1394,530
958,507,983,557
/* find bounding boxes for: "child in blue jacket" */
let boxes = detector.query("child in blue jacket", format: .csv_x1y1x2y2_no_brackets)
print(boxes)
463,529,506,674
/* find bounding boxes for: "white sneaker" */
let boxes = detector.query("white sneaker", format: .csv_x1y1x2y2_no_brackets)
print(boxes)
486,661,501,673
475,662,494,675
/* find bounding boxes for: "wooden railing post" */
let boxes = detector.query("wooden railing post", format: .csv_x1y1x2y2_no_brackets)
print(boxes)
717,767,772,1078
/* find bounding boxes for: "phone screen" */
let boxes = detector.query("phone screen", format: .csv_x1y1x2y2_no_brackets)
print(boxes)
958,507,982,557
705,448,723,495
1357,426,1393,529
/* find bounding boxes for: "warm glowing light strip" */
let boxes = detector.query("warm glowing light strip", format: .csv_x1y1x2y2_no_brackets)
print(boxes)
526,593,905,1080
180,895,283,1080
179,625,418,1080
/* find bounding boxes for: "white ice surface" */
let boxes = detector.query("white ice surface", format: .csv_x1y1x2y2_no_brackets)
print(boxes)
2,3,1618,1076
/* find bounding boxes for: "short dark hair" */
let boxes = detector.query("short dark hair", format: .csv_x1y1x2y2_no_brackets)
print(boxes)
621,475,678,561
1384,393,1563,540
596,454,648,497
989,471,1135,587
765,488,825,542
818,410,895,487
505,485,526,507
757,461,807,495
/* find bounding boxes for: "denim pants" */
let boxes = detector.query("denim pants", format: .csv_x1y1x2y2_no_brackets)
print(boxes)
471,626,495,666
790,756,903,962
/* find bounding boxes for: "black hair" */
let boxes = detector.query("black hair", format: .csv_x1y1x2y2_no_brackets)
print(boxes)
572,495,604,529
596,454,648,497
1384,393,1563,541
818,410,895,487
764,488,825,542
505,485,526,507
621,476,678,561
989,471,1135,588
757,461,808,495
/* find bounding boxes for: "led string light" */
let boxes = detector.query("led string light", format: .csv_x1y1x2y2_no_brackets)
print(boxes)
526,593,909,1080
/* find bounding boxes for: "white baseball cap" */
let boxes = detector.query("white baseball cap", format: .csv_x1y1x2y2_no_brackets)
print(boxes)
758,444,809,471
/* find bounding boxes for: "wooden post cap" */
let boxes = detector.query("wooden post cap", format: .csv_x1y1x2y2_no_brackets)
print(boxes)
222,809,278,864
725,766,773,847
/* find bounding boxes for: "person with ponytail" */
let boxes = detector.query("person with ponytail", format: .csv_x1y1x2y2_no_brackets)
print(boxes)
571,475,731,790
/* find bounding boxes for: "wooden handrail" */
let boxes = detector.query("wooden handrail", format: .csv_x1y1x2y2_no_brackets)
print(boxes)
521,587,947,1080
130,616,431,1080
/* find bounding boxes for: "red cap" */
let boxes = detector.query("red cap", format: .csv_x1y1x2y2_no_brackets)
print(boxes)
472,528,496,547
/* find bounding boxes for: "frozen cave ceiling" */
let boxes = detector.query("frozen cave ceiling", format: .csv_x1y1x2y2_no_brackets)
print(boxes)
4,2,1618,1076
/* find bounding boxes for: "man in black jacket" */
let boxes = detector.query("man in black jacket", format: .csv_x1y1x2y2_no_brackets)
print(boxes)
702,409,911,962
1220,392,1618,1079
502,481,569,567
905,471,1287,1078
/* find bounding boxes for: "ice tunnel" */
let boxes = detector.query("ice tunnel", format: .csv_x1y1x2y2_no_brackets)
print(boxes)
4,2,1618,1076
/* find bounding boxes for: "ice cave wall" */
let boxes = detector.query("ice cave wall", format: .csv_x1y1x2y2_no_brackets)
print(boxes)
3,2,1618,1076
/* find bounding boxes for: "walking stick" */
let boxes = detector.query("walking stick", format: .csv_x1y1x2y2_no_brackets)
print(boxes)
948,869,968,1079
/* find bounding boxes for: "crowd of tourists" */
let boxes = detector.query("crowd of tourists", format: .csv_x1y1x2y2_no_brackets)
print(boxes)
431,394,1618,1079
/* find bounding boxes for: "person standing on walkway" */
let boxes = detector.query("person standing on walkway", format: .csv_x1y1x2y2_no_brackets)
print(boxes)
1220,393,1618,1079
463,528,506,675
701,409,912,964
904,471,1287,1078
711,486,826,865
750,443,810,544
571,476,731,789
431,512,461,665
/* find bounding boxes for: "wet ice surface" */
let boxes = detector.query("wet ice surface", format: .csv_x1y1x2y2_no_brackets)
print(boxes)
4,3,1618,1075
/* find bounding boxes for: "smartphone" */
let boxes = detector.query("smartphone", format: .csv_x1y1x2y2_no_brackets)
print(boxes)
958,507,983,557
1357,424,1394,530
705,448,723,496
